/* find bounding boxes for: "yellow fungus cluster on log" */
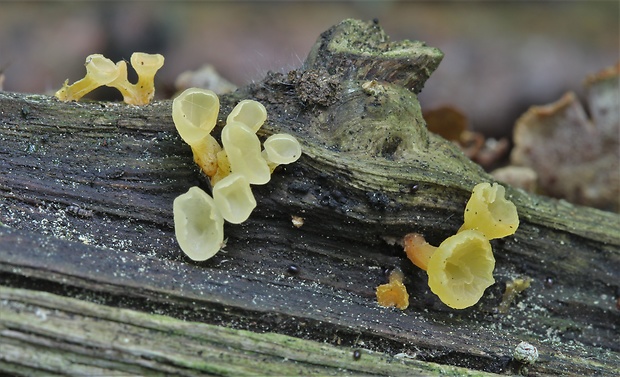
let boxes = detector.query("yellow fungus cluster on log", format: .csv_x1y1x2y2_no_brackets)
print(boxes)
395,182,519,310
171,88,302,261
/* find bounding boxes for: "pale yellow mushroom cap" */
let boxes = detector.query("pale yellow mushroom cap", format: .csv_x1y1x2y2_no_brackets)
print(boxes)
172,88,220,146
460,182,519,239
173,186,224,261
427,230,495,309
55,54,120,101
131,52,165,76
222,121,271,185
226,99,267,133
212,173,257,224
263,134,302,165
129,52,164,105
83,54,120,83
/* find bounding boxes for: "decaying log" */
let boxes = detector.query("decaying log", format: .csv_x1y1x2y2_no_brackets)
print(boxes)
1,19,618,375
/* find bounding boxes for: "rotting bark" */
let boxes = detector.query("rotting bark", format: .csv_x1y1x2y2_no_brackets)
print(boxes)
0,19,619,376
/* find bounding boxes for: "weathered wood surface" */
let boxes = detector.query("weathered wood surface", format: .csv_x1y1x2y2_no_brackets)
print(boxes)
1,19,619,375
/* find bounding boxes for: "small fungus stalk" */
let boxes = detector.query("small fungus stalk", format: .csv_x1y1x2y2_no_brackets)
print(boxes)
131,52,165,105
107,52,165,106
190,134,222,177
498,277,532,314
210,150,232,186
376,269,409,310
55,54,120,101
403,233,437,271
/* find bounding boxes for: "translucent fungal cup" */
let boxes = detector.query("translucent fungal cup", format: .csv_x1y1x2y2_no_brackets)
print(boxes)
460,182,519,239
427,230,495,309
131,52,165,103
172,88,220,146
222,121,271,185
213,173,257,224
173,186,224,261
55,54,120,101
263,134,302,165
227,99,267,133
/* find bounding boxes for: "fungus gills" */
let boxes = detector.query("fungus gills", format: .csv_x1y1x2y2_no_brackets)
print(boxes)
171,89,302,261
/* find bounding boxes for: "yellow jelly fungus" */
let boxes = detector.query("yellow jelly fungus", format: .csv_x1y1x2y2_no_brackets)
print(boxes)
222,121,271,185
190,134,222,177
213,173,257,224
171,90,304,262
210,150,232,185
459,182,519,240
427,230,495,309
172,88,220,145
263,133,302,165
55,54,120,101
498,277,532,314
226,99,267,133
403,232,437,271
173,186,224,261
376,269,409,310
107,52,165,106
131,52,165,103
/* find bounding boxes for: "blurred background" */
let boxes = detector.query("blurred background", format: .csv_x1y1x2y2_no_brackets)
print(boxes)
0,1,618,138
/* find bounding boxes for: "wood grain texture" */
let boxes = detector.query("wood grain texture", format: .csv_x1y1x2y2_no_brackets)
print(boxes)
1,19,619,375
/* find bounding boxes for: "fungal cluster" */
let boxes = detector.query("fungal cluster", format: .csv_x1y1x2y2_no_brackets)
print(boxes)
377,182,519,310
172,88,301,261
55,52,164,105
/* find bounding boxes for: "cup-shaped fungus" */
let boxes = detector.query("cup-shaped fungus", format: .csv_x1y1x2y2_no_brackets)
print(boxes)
107,52,165,106
376,269,409,310
459,182,519,239
173,186,224,261
212,173,257,224
222,121,271,185
263,134,302,165
172,88,222,176
55,54,120,101
130,52,165,105
426,230,495,309
227,99,267,133
172,88,220,144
